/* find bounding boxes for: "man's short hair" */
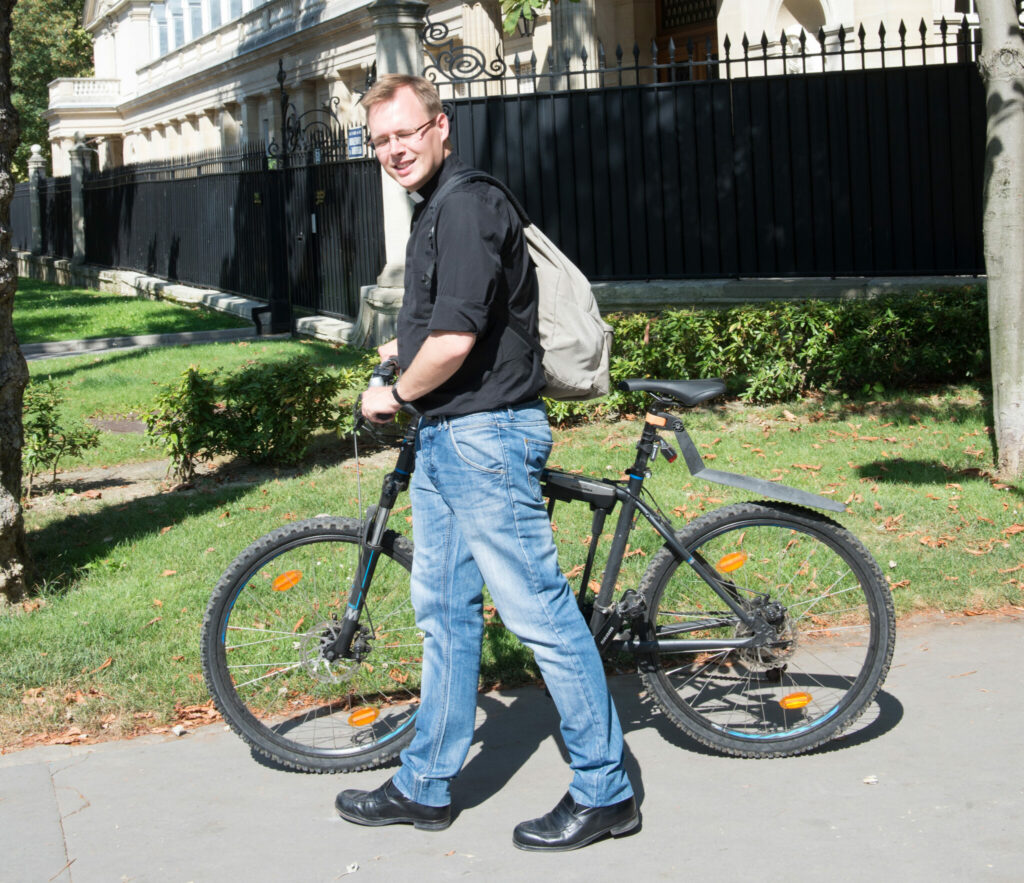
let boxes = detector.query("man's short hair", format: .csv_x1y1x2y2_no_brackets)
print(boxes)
361,74,443,119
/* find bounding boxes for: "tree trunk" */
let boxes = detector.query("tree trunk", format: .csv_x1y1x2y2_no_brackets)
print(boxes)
976,1,1024,479
0,0,30,606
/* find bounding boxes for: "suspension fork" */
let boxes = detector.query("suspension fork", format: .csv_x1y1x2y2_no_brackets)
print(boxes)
325,425,418,662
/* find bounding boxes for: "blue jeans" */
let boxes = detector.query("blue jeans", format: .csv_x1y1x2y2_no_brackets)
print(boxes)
391,402,633,809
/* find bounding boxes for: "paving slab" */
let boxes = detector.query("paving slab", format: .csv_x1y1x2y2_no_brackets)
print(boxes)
1,615,1021,883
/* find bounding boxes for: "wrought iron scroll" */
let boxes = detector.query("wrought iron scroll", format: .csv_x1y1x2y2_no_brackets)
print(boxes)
268,59,345,162
421,16,508,85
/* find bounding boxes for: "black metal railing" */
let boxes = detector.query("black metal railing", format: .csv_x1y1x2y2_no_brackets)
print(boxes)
39,176,73,261
426,16,987,280
425,15,982,97
82,141,385,319
9,182,31,252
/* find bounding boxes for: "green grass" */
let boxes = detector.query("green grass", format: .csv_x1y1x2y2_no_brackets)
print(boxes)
27,338,365,469
2,383,1021,745
14,277,251,344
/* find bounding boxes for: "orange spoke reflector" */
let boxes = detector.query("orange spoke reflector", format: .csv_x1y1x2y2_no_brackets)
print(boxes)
272,570,303,592
348,707,379,727
779,692,813,710
717,551,748,573
645,413,667,427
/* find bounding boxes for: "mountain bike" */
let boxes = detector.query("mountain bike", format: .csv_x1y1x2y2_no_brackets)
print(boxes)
200,365,895,773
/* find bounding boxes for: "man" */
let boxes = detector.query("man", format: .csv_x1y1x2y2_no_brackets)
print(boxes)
336,74,637,852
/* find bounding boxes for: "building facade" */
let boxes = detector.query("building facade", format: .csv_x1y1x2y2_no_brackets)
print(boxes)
46,0,978,174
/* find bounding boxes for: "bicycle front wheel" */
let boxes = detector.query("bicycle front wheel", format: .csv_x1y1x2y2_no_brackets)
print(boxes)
639,502,894,758
201,517,419,773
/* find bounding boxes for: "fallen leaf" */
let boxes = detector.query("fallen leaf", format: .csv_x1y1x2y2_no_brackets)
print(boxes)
1002,524,1024,537
145,616,162,627
88,657,113,675
160,525,173,534
161,569,177,577
153,598,163,607
79,489,103,500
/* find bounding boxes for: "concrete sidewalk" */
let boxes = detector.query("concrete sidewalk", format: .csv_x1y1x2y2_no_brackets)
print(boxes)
2,615,1021,883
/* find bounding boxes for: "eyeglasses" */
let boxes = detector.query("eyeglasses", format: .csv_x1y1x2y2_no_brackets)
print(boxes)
369,117,439,154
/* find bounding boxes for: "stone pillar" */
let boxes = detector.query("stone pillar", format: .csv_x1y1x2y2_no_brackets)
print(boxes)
551,0,598,87
366,0,428,346
70,135,87,266
27,145,46,255
462,1,504,96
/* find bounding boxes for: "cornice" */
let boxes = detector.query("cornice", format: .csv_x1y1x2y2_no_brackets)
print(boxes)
83,1,141,32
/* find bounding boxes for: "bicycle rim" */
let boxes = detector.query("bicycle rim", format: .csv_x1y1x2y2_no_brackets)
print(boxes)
201,517,420,773
640,502,894,757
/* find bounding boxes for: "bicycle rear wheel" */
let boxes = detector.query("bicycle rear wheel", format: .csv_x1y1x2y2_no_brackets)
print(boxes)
639,502,894,758
201,517,419,773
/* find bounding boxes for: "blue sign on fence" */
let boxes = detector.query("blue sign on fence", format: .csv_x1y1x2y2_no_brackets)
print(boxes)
347,126,365,159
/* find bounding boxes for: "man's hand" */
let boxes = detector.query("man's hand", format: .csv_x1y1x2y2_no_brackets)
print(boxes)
361,385,401,424
378,339,399,362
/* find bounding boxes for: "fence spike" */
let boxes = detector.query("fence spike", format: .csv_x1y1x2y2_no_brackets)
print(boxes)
939,17,948,42
760,30,769,52
817,26,826,46
741,32,750,53
615,43,623,63
668,36,676,64
919,18,928,41
650,38,658,64
858,23,867,48
581,44,588,67
722,34,731,57
598,41,606,68
878,21,886,44
898,20,907,44
633,41,640,67
687,36,695,60
799,27,807,51
780,30,788,59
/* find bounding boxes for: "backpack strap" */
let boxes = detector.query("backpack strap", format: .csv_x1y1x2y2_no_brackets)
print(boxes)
424,169,543,360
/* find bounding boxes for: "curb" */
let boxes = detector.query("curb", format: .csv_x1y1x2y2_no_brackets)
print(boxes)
21,327,259,361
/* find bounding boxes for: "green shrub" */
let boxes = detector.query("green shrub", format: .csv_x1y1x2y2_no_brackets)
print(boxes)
146,356,348,479
545,288,988,422
23,379,101,496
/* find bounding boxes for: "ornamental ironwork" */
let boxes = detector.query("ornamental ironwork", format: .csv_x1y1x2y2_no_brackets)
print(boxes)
268,59,346,163
421,16,508,85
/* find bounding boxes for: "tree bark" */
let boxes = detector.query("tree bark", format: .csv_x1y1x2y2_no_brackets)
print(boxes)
976,1,1024,479
0,0,30,605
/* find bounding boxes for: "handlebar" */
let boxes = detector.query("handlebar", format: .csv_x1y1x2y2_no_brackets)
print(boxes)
355,359,420,431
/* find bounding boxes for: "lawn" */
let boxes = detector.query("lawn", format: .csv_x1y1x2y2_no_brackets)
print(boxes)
2,374,1021,747
14,277,251,344
3,281,1021,747
26,337,365,469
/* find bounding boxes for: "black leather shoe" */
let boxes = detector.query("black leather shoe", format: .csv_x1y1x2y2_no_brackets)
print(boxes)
335,778,451,831
513,792,639,851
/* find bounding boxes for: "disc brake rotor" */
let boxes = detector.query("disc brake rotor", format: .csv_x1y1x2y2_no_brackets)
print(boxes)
297,621,359,684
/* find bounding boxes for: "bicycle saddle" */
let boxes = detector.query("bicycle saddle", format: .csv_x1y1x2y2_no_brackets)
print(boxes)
617,378,726,407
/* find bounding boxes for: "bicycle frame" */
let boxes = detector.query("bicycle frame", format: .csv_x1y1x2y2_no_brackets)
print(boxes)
332,396,845,664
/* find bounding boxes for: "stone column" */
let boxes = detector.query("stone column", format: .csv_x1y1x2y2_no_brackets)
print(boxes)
27,145,46,255
462,1,504,96
551,0,598,87
70,135,87,266
363,0,429,346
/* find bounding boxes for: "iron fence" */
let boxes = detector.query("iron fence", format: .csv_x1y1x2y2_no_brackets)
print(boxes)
428,16,986,280
39,176,73,261
83,142,385,318
9,182,31,252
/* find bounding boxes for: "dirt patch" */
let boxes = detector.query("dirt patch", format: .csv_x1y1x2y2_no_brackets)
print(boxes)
88,417,147,434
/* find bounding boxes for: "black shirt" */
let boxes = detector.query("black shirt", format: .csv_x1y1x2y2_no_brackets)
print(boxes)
397,155,544,418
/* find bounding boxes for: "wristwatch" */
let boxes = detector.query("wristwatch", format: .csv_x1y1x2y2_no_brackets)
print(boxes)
391,386,408,406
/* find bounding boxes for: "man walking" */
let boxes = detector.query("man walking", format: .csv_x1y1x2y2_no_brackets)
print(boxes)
336,74,637,851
